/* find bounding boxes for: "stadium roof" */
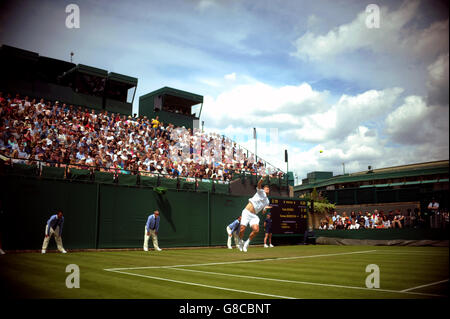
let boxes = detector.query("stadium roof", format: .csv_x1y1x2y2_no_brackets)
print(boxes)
294,160,449,191
64,64,108,78
108,72,138,87
139,86,203,105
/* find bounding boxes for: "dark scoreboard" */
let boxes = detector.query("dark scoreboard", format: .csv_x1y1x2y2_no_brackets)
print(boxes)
268,198,308,235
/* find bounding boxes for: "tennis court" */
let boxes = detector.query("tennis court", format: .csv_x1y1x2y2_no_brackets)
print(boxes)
1,245,448,299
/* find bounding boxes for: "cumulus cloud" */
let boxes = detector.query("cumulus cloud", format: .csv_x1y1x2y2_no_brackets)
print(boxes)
291,1,420,61
290,87,403,142
385,95,449,146
201,81,330,130
290,1,449,96
426,53,449,106
291,1,448,64
202,76,448,179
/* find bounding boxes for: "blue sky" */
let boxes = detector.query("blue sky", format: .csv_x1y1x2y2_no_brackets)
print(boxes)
0,0,448,182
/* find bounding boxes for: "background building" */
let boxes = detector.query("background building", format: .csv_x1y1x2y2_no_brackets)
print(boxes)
294,160,449,214
0,44,137,115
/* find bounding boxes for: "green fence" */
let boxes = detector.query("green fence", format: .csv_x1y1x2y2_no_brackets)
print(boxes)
315,229,449,241
1,176,98,250
0,175,261,250
3,161,233,194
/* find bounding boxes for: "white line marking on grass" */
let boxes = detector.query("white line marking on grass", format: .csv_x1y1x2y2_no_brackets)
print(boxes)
169,268,446,297
104,250,377,271
401,279,449,293
371,251,449,255
105,269,296,299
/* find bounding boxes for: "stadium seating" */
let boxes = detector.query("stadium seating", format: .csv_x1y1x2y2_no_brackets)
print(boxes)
0,91,286,196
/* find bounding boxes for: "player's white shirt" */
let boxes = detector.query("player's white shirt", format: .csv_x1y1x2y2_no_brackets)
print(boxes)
249,187,270,214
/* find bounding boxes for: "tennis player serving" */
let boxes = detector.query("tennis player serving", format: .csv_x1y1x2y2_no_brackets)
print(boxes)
238,175,272,252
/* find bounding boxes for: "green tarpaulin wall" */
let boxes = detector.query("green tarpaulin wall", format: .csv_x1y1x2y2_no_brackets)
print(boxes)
315,229,449,241
1,176,98,250
0,175,264,250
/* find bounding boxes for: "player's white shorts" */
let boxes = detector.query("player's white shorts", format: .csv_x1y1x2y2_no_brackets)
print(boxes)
241,208,260,227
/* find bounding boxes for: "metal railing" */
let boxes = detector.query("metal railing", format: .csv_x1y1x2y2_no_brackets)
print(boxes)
1,154,290,192
0,155,231,192
218,133,286,175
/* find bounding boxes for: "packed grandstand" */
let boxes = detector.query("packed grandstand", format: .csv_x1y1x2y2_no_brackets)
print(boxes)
0,92,285,184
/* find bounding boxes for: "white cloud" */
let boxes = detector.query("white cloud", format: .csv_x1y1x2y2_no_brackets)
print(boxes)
289,1,449,96
201,76,448,180
224,72,236,81
291,87,403,142
201,81,330,130
426,52,449,106
291,1,429,62
385,95,449,146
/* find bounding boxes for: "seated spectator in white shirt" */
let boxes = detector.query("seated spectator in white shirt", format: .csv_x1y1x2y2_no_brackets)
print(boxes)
428,198,439,215
382,215,391,228
349,220,360,230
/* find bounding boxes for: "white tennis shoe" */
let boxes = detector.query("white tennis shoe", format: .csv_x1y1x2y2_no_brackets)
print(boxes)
243,239,250,252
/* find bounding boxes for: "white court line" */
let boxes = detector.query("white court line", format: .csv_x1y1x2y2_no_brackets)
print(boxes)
171,268,446,298
371,251,449,255
401,279,449,293
104,249,377,271
105,269,296,299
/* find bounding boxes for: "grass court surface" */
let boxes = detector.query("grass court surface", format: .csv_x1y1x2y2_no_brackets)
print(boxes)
1,245,448,299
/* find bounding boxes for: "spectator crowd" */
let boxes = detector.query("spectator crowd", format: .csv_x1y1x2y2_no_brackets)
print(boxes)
0,92,284,182
319,205,449,230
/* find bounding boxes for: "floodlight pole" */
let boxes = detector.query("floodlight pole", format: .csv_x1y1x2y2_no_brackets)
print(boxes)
285,149,289,189
285,149,288,174
198,102,204,118
254,128,257,164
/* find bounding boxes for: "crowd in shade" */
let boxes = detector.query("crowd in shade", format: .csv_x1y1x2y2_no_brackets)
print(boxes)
319,206,449,230
320,209,408,230
0,92,284,182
